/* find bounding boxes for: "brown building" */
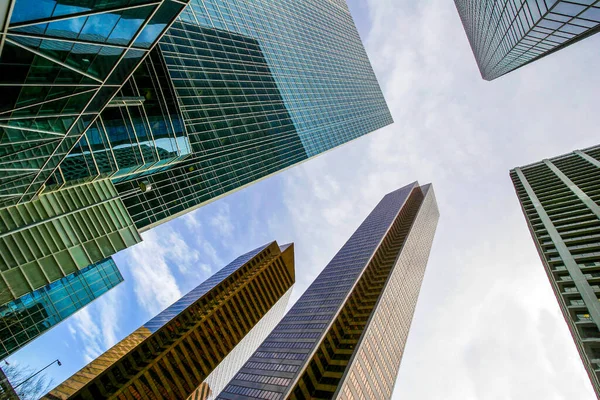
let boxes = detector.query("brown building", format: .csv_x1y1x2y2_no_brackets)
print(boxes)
45,241,295,400
218,182,439,400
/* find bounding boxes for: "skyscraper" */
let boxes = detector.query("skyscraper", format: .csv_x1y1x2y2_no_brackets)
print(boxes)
113,0,393,231
454,1,600,80
0,0,191,207
45,241,295,400
511,145,600,398
0,0,391,350
0,258,123,360
218,182,439,400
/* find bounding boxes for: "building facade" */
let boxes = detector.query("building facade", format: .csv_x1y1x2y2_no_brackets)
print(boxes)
0,0,191,207
114,0,393,231
454,0,600,80
0,257,123,360
45,241,295,400
511,145,600,398
218,182,439,400
0,0,390,353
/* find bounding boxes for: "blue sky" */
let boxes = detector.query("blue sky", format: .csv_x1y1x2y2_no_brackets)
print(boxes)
10,1,600,399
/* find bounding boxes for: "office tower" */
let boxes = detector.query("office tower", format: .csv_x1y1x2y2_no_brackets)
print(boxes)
0,0,191,207
113,1,393,231
454,1,600,80
46,241,295,400
0,0,390,341
218,182,439,400
0,257,123,360
511,145,600,397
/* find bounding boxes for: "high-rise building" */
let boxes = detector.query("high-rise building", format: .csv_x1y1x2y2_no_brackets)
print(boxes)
511,145,600,398
0,0,191,207
454,1,600,80
113,0,393,231
45,241,295,400
0,0,391,350
218,182,439,400
0,257,123,360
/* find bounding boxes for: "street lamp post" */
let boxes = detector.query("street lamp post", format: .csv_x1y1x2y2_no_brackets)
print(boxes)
12,359,61,390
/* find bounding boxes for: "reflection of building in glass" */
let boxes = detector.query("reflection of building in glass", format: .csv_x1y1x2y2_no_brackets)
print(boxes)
219,182,439,400
0,367,18,400
511,145,600,397
46,242,295,400
49,49,192,187
0,0,190,207
455,1,600,80
115,0,393,231
0,258,122,360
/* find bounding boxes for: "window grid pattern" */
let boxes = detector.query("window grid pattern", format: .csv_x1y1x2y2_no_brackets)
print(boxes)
455,0,600,80
49,49,192,188
114,23,307,230
511,144,600,397
47,241,295,400
218,183,439,400
0,179,141,306
0,0,189,207
112,0,391,231
0,257,123,360
338,186,438,400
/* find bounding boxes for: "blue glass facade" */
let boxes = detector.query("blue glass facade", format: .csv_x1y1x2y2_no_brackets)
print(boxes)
114,0,392,230
455,0,600,80
0,257,123,360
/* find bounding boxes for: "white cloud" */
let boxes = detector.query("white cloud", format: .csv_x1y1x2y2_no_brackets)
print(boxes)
209,203,235,239
68,308,103,364
126,229,184,315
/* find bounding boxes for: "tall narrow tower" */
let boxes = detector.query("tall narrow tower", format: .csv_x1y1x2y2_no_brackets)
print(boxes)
511,145,600,398
454,1,600,80
45,241,295,400
218,182,439,400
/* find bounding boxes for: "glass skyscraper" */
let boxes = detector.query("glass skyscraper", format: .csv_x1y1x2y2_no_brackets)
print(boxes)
0,0,390,360
114,0,393,230
218,182,439,400
46,241,295,400
511,145,600,397
0,0,191,207
0,257,123,360
454,1,600,80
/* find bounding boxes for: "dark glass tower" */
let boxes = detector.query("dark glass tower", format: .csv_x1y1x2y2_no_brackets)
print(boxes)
0,257,123,360
218,182,439,400
0,0,191,207
454,1,600,80
511,145,600,397
114,0,393,230
45,241,295,400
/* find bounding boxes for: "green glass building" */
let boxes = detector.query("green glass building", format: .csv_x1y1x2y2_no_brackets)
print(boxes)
511,145,600,398
455,0,600,80
0,0,191,207
0,0,391,359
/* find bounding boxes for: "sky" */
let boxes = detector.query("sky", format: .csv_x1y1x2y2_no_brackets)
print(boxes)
9,0,600,399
